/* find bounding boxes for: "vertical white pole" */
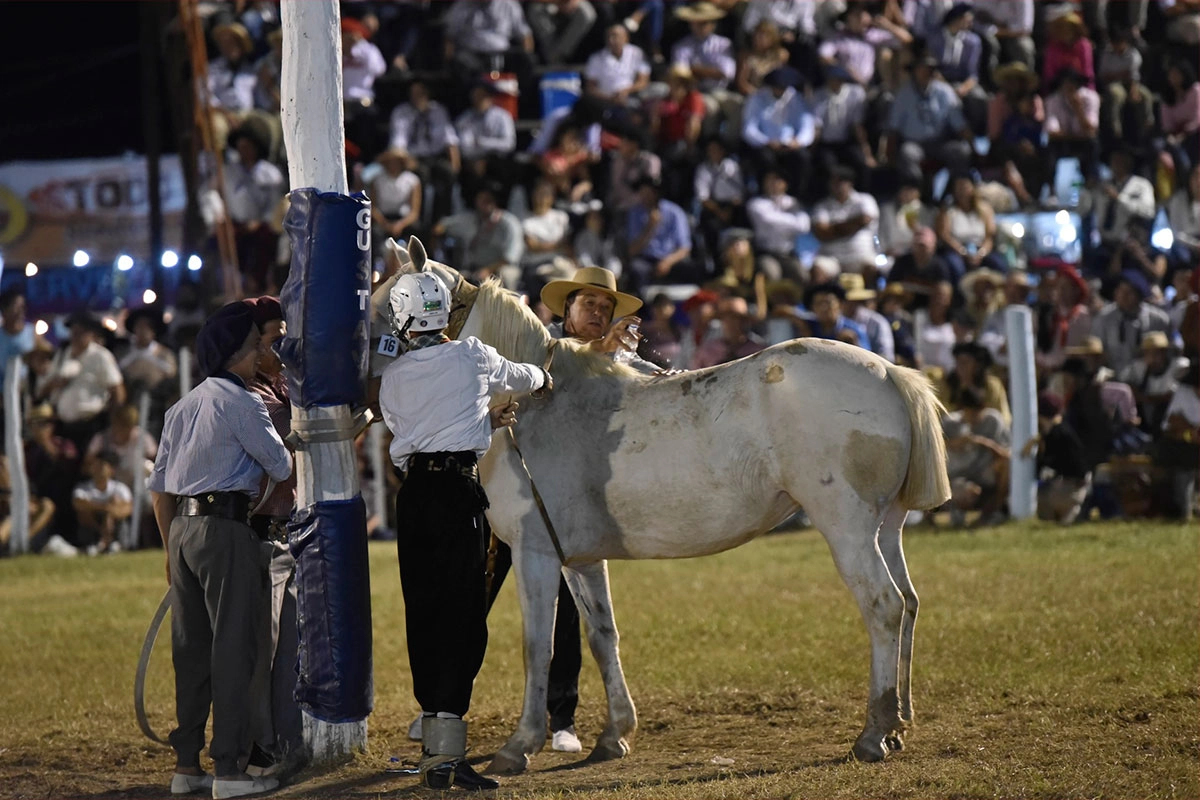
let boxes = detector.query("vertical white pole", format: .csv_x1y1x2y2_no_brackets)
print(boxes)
280,0,368,762
125,390,152,550
4,356,30,554
1005,306,1037,519
178,347,193,396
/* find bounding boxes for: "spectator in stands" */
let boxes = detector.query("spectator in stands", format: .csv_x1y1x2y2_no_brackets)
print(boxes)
694,137,747,261
626,176,699,290
24,403,80,549
741,66,816,196
980,0,1035,68
574,206,621,274
370,148,424,254
817,3,878,88
442,0,535,96
72,450,132,556
1104,215,1166,285
207,22,269,159
878,177,933,258
839,273,895,361
1033,265,1093,372
220,125,285,294
987,62,1047,207
0,453,61,556
1025,391,1091,525
584,23,651,104
741,0,818,64
915,279,957,370
40,312,126,455
1159,60,1200,181
1165,164,1200,271
882,54,973,182
341,17,387,156
811,64,873,190
942,385,1011,527
607,125,662,215
85,404,157,498
0,288,34,384
539,121,596,205
958,267,1005,336
1097,28,1155,157
1091,271,1172,374
1160,0,1200,56
1041,12,1094,92
120,308,177,398
936,340,1011,424
890,226,953,295
529,0,599,66
803,282,868,348
735,19,790,96
1089,147,1157,274
434,182,524,288
521,181,573,276
456,81,518,204
641,293,684,368
714,230,768,313
1120,331,1184,432
254,28,283,113
812,165,881,281
1044,67,1101,182
690,296,767,368
652,65,707,204
878,282,917,365
928,4,987,135
746,168,810,284
1160,363,1200,520
389,80,461,223
935,172,1007,280
671,2,738,115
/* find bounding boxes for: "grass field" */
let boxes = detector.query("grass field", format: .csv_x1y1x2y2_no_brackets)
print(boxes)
1,519,1197,799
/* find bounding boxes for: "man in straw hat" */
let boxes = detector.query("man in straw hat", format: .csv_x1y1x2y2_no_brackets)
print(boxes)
1117,330,1186,431
671,1,737,109
149,302,291,799
839,273,894,361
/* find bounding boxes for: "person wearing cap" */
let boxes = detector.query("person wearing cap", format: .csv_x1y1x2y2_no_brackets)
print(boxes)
456,80,518,205
812,165,881,279
120,307,178,396
379,271,548,791
1091,270,1172,374
881,54,973,180
1044,67,1101,182
242,297,304,773
584,23,652,104
388,80,461,223
671,2,737,97
839,273,894,361
149,302,291,799
626,176,699,291
1021,392,1091,525
811,63,873,187
432,181,525,289
1118,331,1187,431
39,311,126,457
741,65,816,196
72,449,133,556
369,148,423,254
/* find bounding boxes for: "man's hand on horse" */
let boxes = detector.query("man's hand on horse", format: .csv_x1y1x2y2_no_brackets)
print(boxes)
490,401,519,429
593,316,642,354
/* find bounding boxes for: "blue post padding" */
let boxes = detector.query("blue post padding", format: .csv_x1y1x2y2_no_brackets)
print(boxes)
290,497,374,723
279,188,372,409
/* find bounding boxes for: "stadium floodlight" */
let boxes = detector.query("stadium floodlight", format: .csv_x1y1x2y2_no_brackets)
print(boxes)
73,250,90,267
1055,210,1069,226
1011,223,1025,239
187,255,203,271
35,320,48,336
161,250,179,268
1060,225,1077,244
1151,227,1174,251
25,262,38,277
143,289,158,305
117,254,134,271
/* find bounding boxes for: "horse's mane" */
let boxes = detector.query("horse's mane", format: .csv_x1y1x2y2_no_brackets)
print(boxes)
473,279,642,383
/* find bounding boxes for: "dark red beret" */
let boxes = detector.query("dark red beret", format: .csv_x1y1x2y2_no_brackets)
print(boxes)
244,295,283,329
196,302,257,378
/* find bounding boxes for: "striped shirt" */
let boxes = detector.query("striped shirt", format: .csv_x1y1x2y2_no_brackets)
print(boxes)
149,374,291,498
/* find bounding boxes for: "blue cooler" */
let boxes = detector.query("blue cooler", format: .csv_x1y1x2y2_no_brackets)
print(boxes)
540,71,582,120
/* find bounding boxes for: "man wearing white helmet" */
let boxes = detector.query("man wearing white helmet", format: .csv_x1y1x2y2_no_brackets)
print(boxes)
378,270,550,791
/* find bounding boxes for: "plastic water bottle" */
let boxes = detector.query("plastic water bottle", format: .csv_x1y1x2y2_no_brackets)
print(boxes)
613,322,639,364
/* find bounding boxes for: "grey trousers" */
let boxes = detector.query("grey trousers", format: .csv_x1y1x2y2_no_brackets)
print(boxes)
168,515,269,776
251,542,303,759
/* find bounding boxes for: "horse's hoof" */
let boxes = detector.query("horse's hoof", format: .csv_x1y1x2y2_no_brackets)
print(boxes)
850,736,888,763
586,737,630,762
486,750,529,775
884,733,905,752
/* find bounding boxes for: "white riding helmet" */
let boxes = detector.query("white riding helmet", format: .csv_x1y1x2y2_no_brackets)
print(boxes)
389,271,451,333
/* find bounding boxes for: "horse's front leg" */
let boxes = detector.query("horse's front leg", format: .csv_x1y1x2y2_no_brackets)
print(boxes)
564,562,636,761
487,544,561,775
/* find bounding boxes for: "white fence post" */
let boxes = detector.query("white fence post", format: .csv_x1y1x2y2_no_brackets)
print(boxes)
4,356,30,554
125,390,152,550
1005,305,1038,519
178,346,193,396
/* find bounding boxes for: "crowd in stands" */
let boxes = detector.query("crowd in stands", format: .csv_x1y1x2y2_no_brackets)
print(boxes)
3,0,1199,556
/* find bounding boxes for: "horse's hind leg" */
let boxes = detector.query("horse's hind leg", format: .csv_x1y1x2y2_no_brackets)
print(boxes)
877,501,917,751
817,508,905,763
487,545,561,775
563,562,637,762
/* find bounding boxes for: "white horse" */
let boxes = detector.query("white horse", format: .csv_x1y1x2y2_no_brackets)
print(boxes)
372,238,951,773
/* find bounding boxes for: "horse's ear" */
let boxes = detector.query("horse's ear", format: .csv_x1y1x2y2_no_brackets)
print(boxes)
384,238,413,273
408,235,429,273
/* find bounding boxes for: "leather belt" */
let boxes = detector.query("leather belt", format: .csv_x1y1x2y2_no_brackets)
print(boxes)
404,451,479,480
178,492,251,522
250,514,290,542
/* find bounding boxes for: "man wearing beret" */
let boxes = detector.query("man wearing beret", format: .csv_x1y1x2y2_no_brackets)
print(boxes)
1090,270,1172,374
149,302,291,799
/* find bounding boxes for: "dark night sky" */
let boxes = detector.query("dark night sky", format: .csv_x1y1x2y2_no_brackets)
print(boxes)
0,1,149,161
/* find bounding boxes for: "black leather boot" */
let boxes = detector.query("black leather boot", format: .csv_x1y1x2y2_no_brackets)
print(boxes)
421,759,499,791
419,718,499,792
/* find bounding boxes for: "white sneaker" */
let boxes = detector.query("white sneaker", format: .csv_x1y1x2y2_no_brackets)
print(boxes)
211,775,278,799
407,713,424,741
551,727,582,753
106,541,123,555
43,534,78,557
169,772,213,795
85,544,100,557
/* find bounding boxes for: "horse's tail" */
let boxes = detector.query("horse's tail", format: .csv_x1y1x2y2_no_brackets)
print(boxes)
885,362,952,510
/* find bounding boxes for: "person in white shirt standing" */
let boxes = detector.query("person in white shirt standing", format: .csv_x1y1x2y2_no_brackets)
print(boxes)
41,311,126,457
379,271,550,791
812,165,881,282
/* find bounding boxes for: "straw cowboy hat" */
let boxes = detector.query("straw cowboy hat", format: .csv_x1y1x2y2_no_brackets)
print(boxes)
1141,331,1171,351
376,147,413,169
960,268,1005,295
675,1,727,22
1048,11,1085,34
993,61,1038,92
1064,336,1104,356
212,21,253,53
838,273,877,302
540,266,643,320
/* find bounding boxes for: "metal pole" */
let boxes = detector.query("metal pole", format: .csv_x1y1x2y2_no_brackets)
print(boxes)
4,356,30,554
1005,305,1037,519
141,1,165,291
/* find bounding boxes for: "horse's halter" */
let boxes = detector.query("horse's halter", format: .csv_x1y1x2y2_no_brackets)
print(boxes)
444,274,479,341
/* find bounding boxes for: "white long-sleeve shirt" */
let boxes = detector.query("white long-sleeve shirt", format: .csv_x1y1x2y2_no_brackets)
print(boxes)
380,337,545,470
747,194,811,254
